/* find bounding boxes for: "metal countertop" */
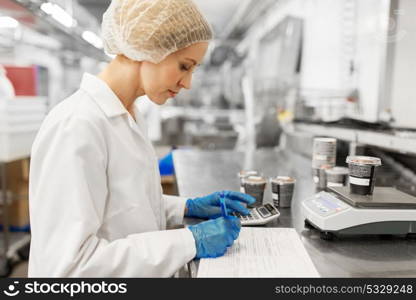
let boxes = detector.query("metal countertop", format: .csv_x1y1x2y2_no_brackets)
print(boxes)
173,148,416,277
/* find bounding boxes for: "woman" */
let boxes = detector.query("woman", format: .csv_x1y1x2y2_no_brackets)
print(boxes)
28,0,254,277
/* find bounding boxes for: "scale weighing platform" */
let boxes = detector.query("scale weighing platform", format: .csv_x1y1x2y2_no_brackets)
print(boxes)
302,186,416,240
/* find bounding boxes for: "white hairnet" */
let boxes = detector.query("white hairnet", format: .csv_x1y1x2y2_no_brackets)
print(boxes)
102,0,213,64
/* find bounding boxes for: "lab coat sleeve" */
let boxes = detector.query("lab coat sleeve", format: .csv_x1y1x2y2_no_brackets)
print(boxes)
163,194,189,227
29,115,196,277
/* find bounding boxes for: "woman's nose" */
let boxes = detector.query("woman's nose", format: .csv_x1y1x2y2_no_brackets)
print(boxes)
179,73,192,90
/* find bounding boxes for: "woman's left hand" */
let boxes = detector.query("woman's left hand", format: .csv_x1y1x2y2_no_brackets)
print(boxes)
185,191,255,219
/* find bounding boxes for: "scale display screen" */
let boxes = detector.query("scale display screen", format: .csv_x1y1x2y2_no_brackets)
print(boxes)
320,194,342,209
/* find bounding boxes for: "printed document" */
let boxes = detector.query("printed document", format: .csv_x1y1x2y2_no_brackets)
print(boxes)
197,227,320,277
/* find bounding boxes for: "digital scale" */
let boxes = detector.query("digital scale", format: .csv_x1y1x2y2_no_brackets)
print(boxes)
302,186,416,240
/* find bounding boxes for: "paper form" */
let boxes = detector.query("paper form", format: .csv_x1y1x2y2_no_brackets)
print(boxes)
197,227,320,277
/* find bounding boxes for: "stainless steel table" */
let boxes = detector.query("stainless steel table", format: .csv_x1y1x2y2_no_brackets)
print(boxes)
173,148,416,277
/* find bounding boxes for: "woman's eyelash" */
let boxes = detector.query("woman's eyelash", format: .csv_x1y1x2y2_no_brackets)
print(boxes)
180,64,190,71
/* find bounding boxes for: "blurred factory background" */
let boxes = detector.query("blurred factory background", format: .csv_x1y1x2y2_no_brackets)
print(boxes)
1,0,416,277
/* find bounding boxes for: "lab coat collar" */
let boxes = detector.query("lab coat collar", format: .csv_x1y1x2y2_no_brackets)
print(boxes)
80,73,128,118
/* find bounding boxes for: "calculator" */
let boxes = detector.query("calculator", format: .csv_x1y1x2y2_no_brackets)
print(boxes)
231,203,280,226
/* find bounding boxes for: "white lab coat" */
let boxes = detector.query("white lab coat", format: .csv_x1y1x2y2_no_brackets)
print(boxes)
135,96,162,142
28,73,196,277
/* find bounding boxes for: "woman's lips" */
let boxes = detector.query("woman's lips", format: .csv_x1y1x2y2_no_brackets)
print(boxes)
168,90,178,97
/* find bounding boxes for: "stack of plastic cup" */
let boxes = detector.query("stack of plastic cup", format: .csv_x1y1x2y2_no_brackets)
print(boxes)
346,156,382,195
325,167,349,187
312,137,337,189
243,175,267,208
312,137,337,169
271,176,296,208
238,170,258,193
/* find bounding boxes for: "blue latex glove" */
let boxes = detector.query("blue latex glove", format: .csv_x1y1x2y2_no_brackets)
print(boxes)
188,216,241,258
185,190,256,219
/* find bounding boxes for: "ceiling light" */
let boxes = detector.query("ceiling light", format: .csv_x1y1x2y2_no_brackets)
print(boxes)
82,30,103,49
40,2,76,28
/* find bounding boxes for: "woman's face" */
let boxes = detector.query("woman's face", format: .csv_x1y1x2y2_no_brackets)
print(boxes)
139,42,209,105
